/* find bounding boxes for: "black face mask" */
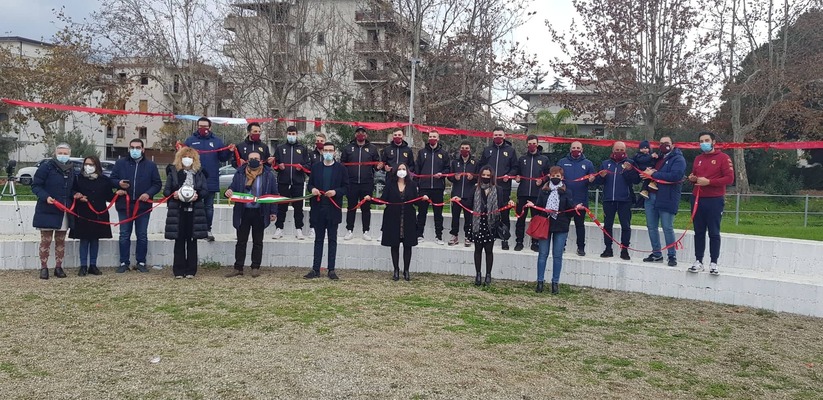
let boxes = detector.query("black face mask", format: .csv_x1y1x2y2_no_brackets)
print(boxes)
248,159,261,168
480,177,491,184
550,177,562,185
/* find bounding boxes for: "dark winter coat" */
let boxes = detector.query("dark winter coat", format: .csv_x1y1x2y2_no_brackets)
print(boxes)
341,139,381,185
379,178,419,247
593,157,641,203
534,185,578,233
448,155,479,199
648,147,686,214
32,159,77,229
69,174,116,240
514,150,551,198
307,161,349,225
109,156,163,213
309,148,323,166
232,137,271,168
557,153,596,206
163,165,209,240
274,142,311,185
415,143,451,190
381,140,415,173
479,140,518,191
229,165,279,230
185,131,233,192
631,152,656,171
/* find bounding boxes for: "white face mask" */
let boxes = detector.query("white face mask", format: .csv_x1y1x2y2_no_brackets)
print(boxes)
84,165,96,174
182,157,193,167
397,170,407,178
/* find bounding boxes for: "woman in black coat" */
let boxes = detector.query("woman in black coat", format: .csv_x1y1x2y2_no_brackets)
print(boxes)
526,166,584,294
163,147,209,279
366,163,427,281
69,156,116,276
31,143,77,280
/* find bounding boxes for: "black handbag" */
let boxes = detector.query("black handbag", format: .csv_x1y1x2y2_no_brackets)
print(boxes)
495,220,510,240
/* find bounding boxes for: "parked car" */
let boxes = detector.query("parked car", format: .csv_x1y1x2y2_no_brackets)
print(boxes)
219,165,236,189
16,157,115,185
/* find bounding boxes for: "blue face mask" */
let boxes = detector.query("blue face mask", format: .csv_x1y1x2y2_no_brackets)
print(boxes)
287,135,297,144
56,154,70,163
323,152,334,162
130,149,143,159
700,142,713,152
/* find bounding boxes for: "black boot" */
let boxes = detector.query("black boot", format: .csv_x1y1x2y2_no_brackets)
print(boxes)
484,275,492,286
551,282,559,295
536,281,544,293
88,265,102,275
39,268,49,280
54,267,67,278
474,273,482,286
392,268,400,281
403,270,410,281
78,265,88,276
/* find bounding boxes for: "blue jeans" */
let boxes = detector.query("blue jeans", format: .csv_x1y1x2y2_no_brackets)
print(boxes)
79,238,100,266
644,193,676,258
118,208,151,265
203,191,216,231
536,231,568,283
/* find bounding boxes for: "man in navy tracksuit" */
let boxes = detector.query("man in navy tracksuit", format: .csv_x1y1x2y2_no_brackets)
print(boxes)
479,127,518,250
447,141,478,247
184,117,233,241
341,127,383,241
557,141,595,256
232,122,273,167
641,136,686,267
273,126,311,239
415,130,450,244
110,138,163,272
381,129,415,173
590,141,640,260
513,135,550,252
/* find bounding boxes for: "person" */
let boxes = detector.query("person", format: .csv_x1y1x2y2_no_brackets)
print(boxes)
32,143,77,280
273,126,311,240
341,126,382,241
110,138,163,273
451,166,515,286
589,141,640,260
381,129,415,173
526,166,584,294
163,146,209,279
513,135,550,252
632,140,658,200
641,136,686,267
365,163,423,281
307,133,326,238
224,151,279,278
415,130,450,244
184,117,233,241
687,131,734,275
232,122,274,167
557,141,595,256
305,142,348,280
447,141,478,247
69,155,117,276
479,127,517,250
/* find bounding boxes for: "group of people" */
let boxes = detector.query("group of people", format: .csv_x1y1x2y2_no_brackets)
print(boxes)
32,119,733,295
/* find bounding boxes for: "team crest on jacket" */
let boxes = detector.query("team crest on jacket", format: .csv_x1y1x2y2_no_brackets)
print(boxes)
537,160,543,165
258,147,263,152
210,142,214,148
296,149,302,154
403,152,408,157
503,152,508,157
438,154,442,159
365,148,370,152
711,160,716,164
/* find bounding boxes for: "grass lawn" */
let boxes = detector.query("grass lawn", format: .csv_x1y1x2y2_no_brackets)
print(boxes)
0,268,820,399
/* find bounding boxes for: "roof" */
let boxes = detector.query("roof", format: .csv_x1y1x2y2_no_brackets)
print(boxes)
0,36,53,47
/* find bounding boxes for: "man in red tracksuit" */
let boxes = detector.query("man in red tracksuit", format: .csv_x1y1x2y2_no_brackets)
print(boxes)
687,131,734,275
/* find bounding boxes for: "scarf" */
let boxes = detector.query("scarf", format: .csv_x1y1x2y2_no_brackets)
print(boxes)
472,183,499,234
245,165,263,187
81,169,98,180
183,169,195,187
54,158,73,173
546,182,562,219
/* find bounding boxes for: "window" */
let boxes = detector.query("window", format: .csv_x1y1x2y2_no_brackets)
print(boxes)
138,100,148,113
592,128,604,137
299,60,310,74
368,30,379,43
300,31,311,45
118,72,127,81
116,126,125,139
105,125,113,138
317,32,326,46
314,117,322,132
140,74,149,85
0,112,7,122
203,80,209,90
367,59,378,70
297,117,307,132
315,58,324,74
138,127,147,139
173,75,180,93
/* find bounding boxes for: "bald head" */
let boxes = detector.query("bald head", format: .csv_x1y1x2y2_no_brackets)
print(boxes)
612,141,626,153
571,141,582,151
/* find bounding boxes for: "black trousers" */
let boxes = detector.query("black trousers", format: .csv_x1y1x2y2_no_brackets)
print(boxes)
500,188,512,243
449,199,473,239
603,201,632,249
345,183,374,232
312,208,339,272
514,196,538,244
416,188,444,239
571,212,586,250
173,210,198,277
234,207,265,270
276,183,305,229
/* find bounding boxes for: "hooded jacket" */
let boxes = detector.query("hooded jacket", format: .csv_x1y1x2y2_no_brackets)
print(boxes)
274,141,311,185
479,139,518,191
228,164,279,230
109,155,163,213
557,152,595,205
184,130,233,192
163,165,209,240
381,139,415,173
648,147,686,214
233,136,271,168
514,148,551,198
593,156,641,202
32,159,77,229
341,139,381,185
448,154,479,199
415,142,451,190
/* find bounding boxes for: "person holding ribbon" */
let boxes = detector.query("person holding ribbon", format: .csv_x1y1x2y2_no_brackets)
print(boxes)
307,133,326,238
451,166,515,286
381,129,415,173
232,122,273,167
163,146,209,279
364,163,424,281
415,130,450,244
513,135,550,252
305,142,348,280
526,166,584,294
185,117,234,242
224,151,279,278
273,125,311,240
557,141,595,256
641,136,686,267
110,138,162,273
341,126,383,241
589,141,640,260
447,141,478,247
479,127,517,250
69,155,117,276
32,143,77,280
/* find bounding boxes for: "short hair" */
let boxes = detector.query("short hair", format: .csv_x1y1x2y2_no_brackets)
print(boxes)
460,141,471,147
393,129,404,135
129,138,144,147
526,134,539,142
247,122,261,132
323,142,336,150
492,126,506,133
56,142,71,150
549,166,564,176
247,151,262,158
286,125,298,133
697,131,716,141
197,117,211,127
428,129,438,135
315,133,327,140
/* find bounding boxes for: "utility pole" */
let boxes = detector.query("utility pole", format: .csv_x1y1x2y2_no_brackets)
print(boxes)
406,0,422,147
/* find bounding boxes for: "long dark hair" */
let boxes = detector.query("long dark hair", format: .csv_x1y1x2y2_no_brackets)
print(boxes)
83,155,102,175
475,165,496,187
391,163,410,181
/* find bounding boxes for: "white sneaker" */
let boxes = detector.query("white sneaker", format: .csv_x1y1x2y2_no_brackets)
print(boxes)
435,238,445,245
417,236,425,243
309,228,315,238
296,229,306,240
709,262,719,275
344,230,354,240
363,231,372,241
688,260,704,273
273,228,283,239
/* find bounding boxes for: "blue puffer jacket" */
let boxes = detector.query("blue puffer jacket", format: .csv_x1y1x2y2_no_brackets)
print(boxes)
185,130,233,191
31,159,76,229
593,157,640,202
557,153,595,205
649,148,686,214
228,165,279,230
109,156,163,213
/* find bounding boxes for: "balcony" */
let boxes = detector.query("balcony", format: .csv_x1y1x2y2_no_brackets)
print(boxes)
224,14,239,32
355,10,395,24
353,69,389,82
354,41,390,53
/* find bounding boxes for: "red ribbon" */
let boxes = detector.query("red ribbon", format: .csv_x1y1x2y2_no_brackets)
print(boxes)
53,193,173,226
